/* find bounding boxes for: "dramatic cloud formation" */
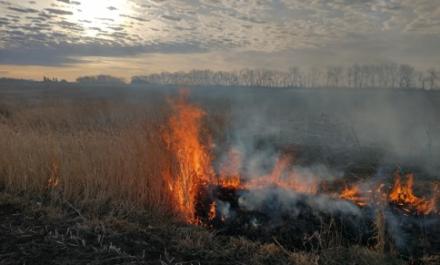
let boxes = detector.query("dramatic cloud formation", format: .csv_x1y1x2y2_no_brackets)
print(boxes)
0,0,439,80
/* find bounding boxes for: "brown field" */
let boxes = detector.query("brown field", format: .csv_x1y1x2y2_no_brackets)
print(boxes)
0,85,439,264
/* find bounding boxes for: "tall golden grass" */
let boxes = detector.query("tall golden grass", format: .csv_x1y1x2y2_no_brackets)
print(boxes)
0,95,175,217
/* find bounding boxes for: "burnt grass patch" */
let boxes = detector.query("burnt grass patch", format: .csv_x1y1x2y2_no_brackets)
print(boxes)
1,192,436,265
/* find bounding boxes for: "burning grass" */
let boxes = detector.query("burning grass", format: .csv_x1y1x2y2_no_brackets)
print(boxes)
0,88,440,264
159,92,440,261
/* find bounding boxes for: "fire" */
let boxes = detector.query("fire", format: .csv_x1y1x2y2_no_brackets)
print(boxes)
216,154,320,194
47,159,60,189
389,173,437,215
162,93,439,224
218,176,242,189
162,92,214,223
218,149,242,189
338,174,439,215
208,201,217,221
340,185,368,207
162,94,322,223
244,156,319,194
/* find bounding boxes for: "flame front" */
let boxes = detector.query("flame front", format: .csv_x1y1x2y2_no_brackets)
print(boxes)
163,92,214,223
338,174,439,214
162,94,439,224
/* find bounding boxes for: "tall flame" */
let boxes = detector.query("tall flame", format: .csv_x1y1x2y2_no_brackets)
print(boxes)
163,92,214,223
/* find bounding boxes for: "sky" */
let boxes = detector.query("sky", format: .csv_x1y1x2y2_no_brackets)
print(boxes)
0,0,439,81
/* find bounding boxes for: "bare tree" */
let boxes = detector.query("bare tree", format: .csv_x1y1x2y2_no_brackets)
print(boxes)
130,63,437,90
326,66,343,88
427,68,438,90
399,64,415,89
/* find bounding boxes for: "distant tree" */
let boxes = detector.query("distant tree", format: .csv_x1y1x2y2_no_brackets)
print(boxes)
43,76,60,82
326,66,343,88
427,68,438,90
399,64,415,89
76,75,126,86
288,67,301,87
417,71,427,90
380,63,399,89
129,63,437,90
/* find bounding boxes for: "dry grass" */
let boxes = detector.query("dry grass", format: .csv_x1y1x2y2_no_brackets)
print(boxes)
0,94,175,218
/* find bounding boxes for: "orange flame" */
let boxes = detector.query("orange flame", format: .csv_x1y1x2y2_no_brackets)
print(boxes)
219,155,319,194
218,176,242,189
162,92,214,223
218,148,242,189
47,159,60,189
162,93,439,223
340,185,368,207
389,173,437,215
245,156,319,194
208,201,217,221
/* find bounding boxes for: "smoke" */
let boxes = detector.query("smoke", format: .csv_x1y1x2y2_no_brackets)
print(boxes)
217,200,233,221
238,187,361,217
137,86,440,256
192,87,440,176
307,194,361,215
189,87,440,253
383,210,407,250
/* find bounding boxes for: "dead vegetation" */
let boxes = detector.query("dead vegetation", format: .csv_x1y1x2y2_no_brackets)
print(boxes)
0,93,174,218
0,87,438,264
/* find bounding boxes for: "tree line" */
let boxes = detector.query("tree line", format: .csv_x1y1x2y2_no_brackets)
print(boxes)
130,63,439,90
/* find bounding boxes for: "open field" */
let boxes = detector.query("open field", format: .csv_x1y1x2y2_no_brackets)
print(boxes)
2,0,439,263
1,83,440,264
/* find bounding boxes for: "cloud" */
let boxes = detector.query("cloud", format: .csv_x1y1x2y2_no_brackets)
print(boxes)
44,8,73,15
7,6,38,13
0,0,438,70
0,41,208,66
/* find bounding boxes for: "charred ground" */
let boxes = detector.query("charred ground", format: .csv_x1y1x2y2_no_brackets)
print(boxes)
0,192,414,265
